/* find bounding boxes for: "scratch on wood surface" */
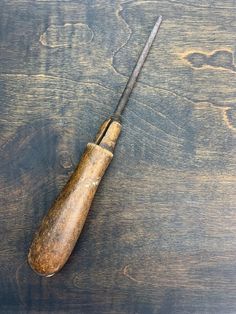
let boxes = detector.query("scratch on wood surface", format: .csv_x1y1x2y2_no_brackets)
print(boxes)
132,98,185,133
123,264,144,284
140,81,198,107
129,106,185,146
39,23,94,48
122,252,236,290
122,262,206,290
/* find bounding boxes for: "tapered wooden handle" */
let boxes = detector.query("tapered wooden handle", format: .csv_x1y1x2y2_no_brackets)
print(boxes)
28,120,121,277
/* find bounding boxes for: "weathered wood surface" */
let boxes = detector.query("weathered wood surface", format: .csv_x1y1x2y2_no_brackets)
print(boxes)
0,0,236,313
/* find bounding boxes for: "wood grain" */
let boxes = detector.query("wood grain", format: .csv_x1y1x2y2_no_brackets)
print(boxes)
0,0,236,313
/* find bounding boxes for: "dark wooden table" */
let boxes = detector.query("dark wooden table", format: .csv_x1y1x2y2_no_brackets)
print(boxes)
0,0,236,313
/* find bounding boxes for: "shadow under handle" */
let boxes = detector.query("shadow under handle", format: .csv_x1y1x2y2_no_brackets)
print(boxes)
28,120,121,277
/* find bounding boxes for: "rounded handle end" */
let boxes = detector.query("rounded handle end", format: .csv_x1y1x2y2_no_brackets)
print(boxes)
28,254,55,277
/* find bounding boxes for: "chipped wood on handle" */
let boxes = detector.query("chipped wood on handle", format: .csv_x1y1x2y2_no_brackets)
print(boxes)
28,121,121,277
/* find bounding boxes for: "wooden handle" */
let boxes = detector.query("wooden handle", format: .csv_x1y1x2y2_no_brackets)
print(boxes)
28,120,121,277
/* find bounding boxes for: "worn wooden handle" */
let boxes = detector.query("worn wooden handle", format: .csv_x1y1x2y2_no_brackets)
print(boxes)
28,120,121,277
